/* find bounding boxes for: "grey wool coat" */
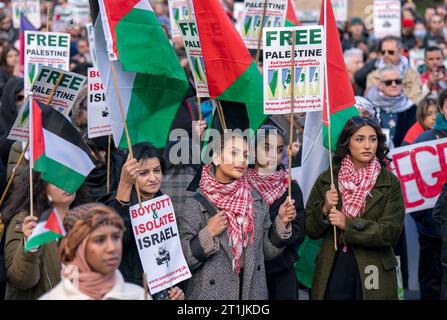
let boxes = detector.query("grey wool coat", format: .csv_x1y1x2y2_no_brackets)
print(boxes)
178,189,287,300
306,165,405,300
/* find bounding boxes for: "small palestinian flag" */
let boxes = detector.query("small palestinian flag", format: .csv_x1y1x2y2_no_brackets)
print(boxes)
31,98,96,194
25,208,66,252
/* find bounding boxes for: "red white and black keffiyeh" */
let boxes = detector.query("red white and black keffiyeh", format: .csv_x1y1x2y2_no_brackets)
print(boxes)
245,168,288,205
199,164,254,273
338,155,381,218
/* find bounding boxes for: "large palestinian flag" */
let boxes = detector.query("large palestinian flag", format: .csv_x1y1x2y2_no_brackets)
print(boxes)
90,0,189,149
25,208,66,252
320,0,358,150
192,0,265,131
31,99,95,194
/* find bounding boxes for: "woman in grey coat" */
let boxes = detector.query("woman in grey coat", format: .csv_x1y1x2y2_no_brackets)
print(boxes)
178,134,296,300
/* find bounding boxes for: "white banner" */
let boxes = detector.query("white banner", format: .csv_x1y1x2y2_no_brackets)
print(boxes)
239,0,288,50
373,0,401,39
168,0,194,39
332,0,348,23
177,20,209,97
389,137,447,213
8,66,87,141
12,0,41,29
86,23,97,68
87,68,112,138
129,195,192,294
24,31,71,93
263,26,324,114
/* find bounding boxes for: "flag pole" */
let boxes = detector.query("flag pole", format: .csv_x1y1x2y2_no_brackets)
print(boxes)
255,0,269,66
46,5,51,32
110,61,142,208
2,73,65,213
216,100,227,131
287,30,296,200
197,96,203,122
29,96,34,217
106,134,111,193
323,0,337,251
143,272,148,300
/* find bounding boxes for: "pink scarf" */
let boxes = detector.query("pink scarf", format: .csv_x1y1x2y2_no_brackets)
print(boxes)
62,237,116,300
199,164,254,273
245,168,288,205
338,155,381,218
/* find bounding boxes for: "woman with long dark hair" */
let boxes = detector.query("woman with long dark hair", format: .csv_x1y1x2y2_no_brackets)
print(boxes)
178,133,296,299
306,116,405,300
245,125,305,300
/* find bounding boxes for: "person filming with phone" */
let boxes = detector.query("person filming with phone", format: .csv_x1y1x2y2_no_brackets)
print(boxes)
421,46,447,98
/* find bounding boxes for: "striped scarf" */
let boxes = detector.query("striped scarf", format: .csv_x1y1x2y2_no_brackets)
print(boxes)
245,168,288,205
338,155,381,218
199,165,254,273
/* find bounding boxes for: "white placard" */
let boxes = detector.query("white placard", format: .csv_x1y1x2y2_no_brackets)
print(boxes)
87,68,112,138
263,26,324,114
12,0,41,29
373,0,401,39
129,195,192,294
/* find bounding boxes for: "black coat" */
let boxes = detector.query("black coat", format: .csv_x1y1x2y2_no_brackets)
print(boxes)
354,58,378,94
0,77,24,165
265,181,305,274
433,183,447,299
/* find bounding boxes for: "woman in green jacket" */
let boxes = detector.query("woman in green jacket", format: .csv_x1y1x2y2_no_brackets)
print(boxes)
306,116,405,300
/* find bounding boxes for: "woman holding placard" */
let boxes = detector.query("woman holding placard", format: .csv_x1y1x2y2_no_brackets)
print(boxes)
306,116,405,300
245,125,305,300
178,133,296,300
100,142,184,300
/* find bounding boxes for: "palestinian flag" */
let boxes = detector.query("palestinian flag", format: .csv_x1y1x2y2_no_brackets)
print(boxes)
285,0,300,27
320,0,358,151
31,99,95,194
90,0,189,149
25,208,66,252
19,12,36,76
192,0,265,131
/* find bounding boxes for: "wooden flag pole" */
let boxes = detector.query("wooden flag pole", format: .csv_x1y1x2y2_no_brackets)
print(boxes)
255,0,269,66
143,273,148,300
110,62,142,208
287,31,296,200
323,0,337,251
46,5,51,32
216,101,227,131
197,96,203,122
24,73,64,216
106,135,111,193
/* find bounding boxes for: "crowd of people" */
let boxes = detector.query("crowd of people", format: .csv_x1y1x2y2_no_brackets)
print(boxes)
0,0,445,301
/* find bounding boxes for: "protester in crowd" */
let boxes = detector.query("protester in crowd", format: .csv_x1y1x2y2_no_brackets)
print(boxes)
306,116,405,300
415,89,447,141
409,91,447,300
402,98,437,145
40,203,182,300
432,182,447,300
424,14,446,48
344,49,365,96
354,96,375,118
70,86,88,131
71,39,93,66
0,13,18,44
245,125,305,300
346,17,369,49
1,170,89,300
0,77,24,167
100,142,184,300
355,36,422,102
0,45,19,98
365,64,417,147
178,133,295,299
421,46,447,98
82,133,125,201
402,19,416,52
425,6,437,26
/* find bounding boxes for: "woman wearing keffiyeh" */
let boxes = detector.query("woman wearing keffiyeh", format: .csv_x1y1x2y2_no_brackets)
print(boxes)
178,133,294,300
306,116,405,300
246,125,305,300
